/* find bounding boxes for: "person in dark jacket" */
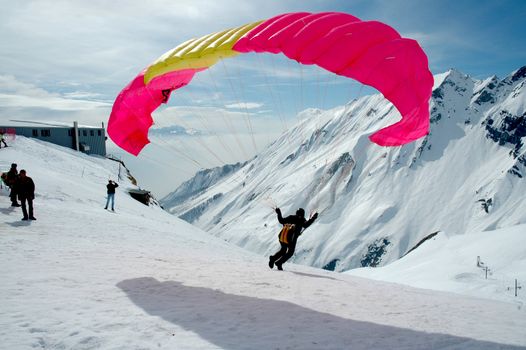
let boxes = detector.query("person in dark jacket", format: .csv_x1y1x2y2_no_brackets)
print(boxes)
104,180,119,211
6,163,20,207
269,207,318,270
15,169,35,220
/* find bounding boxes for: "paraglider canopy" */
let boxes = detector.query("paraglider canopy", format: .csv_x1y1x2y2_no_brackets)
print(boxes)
108,11,433,156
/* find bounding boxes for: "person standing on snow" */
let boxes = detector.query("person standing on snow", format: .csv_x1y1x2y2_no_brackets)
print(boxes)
104,180,118,211
269,207,318,270
15,169,36,220
6,163,20,207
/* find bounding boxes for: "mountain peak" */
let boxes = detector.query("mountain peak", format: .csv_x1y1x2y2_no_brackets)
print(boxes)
446,68,470,79
510,65,526,82
433,68,470,91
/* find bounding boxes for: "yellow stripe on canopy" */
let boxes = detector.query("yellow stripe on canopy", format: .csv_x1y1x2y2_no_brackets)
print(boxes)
144,20,263,84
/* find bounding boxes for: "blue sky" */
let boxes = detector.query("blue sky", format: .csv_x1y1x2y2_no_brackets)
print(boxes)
1,0,525,195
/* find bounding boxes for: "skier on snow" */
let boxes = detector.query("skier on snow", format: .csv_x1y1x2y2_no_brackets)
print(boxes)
269,207,318,270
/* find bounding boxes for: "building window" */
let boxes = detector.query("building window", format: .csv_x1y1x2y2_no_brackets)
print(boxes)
90,130,94,136
32,129,38,137
68,129,73,136
83,130,87,137
41,129,51,137
98,130,102,136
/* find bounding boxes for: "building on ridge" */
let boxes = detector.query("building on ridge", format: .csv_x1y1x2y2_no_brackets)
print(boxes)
0,120,106,156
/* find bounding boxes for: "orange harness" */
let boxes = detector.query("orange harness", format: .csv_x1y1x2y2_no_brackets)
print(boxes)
278,224,296,244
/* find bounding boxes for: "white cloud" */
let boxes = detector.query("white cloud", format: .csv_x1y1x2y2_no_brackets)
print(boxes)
0,93,108,111
62,91,105,100
0,74,111,126
224,102,263,110
0,75,109,111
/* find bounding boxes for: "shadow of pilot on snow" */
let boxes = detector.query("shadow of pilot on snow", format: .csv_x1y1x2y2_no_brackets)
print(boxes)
117,277,522,350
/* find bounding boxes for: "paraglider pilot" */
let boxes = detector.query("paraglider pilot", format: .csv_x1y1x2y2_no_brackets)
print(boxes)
269,207,318,270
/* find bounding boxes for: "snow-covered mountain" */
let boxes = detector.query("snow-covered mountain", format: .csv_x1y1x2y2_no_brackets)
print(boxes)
161,161,245,214
149,124,203,136
162,66,526,272
2,136,526,349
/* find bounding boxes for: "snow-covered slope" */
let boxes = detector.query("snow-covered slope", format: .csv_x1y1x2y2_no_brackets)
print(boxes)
2,137,526,349
349,225,526,305
162,66,526,273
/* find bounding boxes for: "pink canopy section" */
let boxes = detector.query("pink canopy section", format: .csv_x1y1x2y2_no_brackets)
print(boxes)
108,68,203,155
108,12,433,156
233,12,434,146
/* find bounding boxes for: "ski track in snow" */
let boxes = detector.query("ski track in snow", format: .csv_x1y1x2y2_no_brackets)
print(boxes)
1,138,526,349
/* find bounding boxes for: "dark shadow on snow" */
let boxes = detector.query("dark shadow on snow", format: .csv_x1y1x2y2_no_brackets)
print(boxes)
117,277,524,350
0,206,16,215
6,220,31,227
289,271,342,282
0,203,30,227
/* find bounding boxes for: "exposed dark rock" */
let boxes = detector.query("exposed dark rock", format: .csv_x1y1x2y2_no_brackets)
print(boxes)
511,66,526,82
430,112,442,124
247,192,258,202
474,90,495,105
281,153,297,165
327,152,353,176
485,111,526,155
323,259,340,271
432,88,444,100
410,136,429,168
128,189,151,206
403,231,440,257
477,198,493,213
508,165,523,178
455,85,467,94
360,238,391,267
